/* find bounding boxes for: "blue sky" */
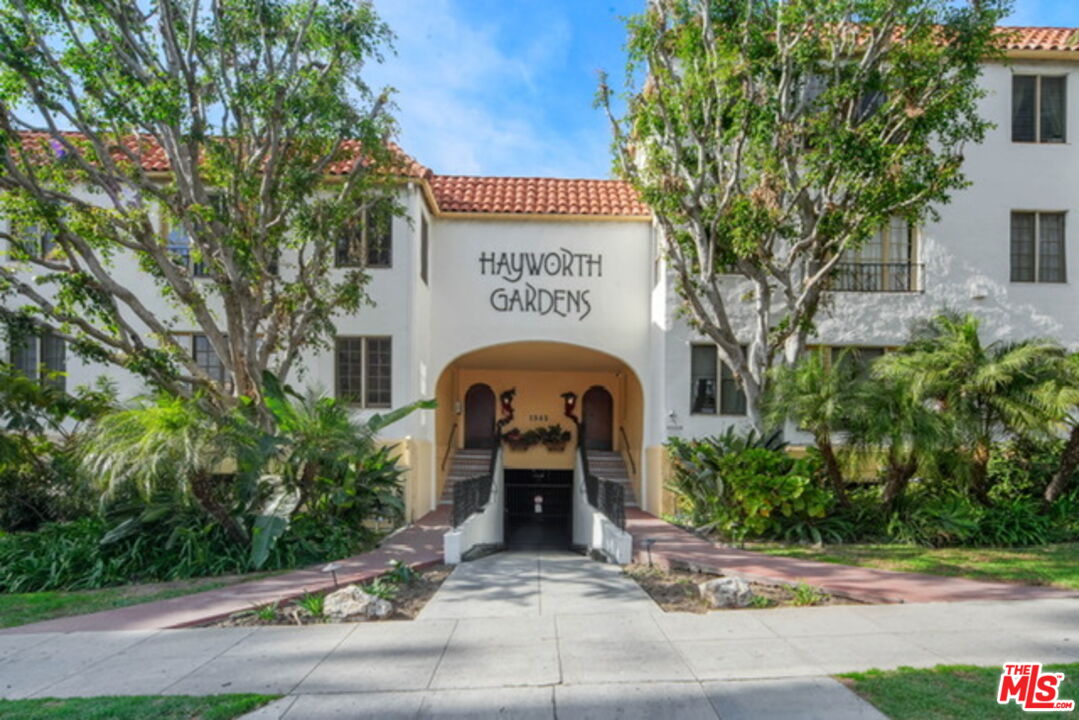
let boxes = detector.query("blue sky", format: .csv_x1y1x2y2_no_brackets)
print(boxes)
369,1,1079,179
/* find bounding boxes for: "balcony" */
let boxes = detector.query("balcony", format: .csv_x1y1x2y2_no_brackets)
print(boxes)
829,261,923,293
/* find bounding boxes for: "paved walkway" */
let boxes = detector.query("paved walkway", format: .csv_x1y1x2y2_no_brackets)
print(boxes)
6,506,1077,638
2,552,1078,718
626,508,1079,603
0,508,451,635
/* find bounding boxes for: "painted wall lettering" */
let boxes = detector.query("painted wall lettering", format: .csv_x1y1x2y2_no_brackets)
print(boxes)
480,248,601,321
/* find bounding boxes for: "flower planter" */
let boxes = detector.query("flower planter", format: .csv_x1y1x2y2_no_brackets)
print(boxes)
543,441,567,453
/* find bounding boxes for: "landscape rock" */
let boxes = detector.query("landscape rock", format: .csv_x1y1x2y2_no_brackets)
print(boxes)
324,585,378,620
368,597,394,619
699,577,755,608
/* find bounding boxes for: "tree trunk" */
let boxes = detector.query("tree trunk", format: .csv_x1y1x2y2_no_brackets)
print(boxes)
816,435,849,506
190,471,248,546
1046,423,1079,504
969,442,992,505
882,461,917,510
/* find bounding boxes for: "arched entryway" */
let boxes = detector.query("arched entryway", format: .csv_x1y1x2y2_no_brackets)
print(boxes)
582,385,613,451
463,383,496,449
433,341,645,543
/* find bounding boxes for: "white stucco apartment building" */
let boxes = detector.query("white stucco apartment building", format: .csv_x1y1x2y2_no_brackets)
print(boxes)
5,28,1079,550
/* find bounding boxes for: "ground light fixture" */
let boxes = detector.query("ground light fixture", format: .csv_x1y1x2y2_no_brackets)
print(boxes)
322,562,342,588
641,537,657,567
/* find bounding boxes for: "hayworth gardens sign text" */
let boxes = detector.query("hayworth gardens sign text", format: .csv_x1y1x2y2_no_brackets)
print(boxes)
479,248,602,321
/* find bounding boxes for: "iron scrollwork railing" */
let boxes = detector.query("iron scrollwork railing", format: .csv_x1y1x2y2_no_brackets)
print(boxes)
830,262,924,293
452,473,493,528
585,473,626,531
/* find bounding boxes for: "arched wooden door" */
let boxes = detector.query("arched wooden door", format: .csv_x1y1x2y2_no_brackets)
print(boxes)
582,385,613,451
463,383,496,449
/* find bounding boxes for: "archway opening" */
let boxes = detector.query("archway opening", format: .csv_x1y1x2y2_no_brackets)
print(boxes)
433,341,645,548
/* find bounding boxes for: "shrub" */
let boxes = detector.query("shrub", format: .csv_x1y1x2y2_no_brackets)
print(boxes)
667,435,833,543
0,510,375,593
884,492,981,547
988,437,1068,503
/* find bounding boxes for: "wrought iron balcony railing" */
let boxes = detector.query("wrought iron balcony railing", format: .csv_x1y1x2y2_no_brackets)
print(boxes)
830,261,923,293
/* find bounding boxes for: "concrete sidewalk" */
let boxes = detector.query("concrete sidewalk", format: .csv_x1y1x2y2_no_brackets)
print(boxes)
626,509,1079,603
2,552,1077,718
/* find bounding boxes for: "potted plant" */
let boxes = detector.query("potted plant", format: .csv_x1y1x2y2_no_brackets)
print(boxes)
540,424,572,452
502,427,537,452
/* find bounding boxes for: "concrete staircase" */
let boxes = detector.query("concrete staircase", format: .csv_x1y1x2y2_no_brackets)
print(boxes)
585,450,639,508
439,448,494,506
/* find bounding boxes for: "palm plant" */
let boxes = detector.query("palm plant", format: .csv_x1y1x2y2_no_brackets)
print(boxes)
79,394,256,545
1044,353,1079,504
876,313,1069,505
846,371,950,509
766,349,859,505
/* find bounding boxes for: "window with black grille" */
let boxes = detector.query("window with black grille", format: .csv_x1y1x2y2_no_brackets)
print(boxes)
1011,211,1066,283
1013,75,1067,144
9,331,66,390
336,336,392,408
336,201,393,269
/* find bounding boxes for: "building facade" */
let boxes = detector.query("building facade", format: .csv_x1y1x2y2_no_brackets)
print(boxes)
5,33,1079,533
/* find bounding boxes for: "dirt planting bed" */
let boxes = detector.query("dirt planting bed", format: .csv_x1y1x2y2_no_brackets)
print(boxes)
209,564,452,627
624,563,861,612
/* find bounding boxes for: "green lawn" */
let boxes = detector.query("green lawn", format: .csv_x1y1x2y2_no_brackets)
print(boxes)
0,695,278,720
843,664,1079,720
750,542,1079,590
0,572,276,629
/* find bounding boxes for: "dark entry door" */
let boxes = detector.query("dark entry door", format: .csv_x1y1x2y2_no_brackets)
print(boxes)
582,385,613,451
504,469,572,549
464,384,496,449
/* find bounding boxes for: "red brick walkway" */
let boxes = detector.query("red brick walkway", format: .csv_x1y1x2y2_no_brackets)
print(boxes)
626,508,1079,603
1,508,450,635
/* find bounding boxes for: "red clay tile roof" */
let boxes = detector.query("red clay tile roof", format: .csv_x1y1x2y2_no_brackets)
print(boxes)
998,26,1079,52
15,131,430,178
429,175,649,217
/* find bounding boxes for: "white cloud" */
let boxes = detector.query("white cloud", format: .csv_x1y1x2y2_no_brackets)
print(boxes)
365,0,614,178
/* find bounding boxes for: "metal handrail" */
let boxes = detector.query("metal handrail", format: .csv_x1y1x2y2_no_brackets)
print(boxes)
577,420,625,530
452,473,493,528
829,261,924,293
618,426,637,476
441,422,458,472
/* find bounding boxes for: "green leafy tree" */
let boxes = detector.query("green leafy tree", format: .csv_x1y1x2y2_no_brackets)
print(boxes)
600,0,1009,428
766,349,858,505
876,313,1068,505
0,0,400,418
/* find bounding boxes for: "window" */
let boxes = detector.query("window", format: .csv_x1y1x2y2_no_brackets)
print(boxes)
336,202,393,269
420,215,429,286
690,344,747,416
5,225,57,261
690,345,716,414
1013,75,1067,143
1011,212,1066,283
10,331,66,390
336,336,392,408
834,218,919,292
165,222,209,277
191,334,227,384
830,346,886,378
718,359,747,415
